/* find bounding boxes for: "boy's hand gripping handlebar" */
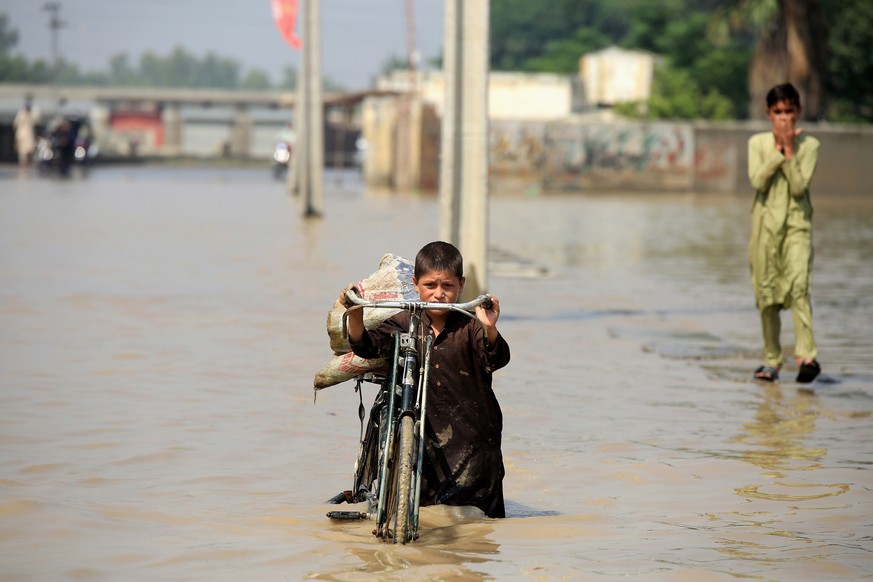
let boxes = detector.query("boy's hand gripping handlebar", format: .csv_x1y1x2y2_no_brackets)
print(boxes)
341,290,493,338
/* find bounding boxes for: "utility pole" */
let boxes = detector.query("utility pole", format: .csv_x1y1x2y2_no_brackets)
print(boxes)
406,0,417,75
439,0,490,299
292,0,324,217
42,2,64,83
395,0,418,193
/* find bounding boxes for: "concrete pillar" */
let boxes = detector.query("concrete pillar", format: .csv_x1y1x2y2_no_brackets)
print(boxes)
162,103,182,155
294,0,324,217
230,104,252,158
439,0,490,299
89,105,111,150
394,95,412,192
362,96,398,188
408,96,423,191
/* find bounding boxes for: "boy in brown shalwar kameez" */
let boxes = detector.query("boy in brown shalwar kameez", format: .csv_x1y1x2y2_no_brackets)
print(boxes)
342,241,511,518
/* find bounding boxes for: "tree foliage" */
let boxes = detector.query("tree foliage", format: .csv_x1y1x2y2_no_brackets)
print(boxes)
0,12,299,90
2,3,871,121
824,0,873,122
491,0,870,122
615,66,734,120
491,0,751,120
710,0,828,121
0,13,18,53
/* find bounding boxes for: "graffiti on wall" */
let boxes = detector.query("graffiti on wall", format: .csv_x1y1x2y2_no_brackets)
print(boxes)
693,133,739,192
541,123,694,191
490,122,545,172
489,121,548,193
488,120,869,195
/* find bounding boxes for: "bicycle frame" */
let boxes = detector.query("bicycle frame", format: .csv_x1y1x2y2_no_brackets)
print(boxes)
336,293,492,543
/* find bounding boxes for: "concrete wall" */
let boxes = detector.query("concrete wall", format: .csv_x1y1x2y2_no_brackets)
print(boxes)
488,119,873,196
377,70,575,121
362,77,871,196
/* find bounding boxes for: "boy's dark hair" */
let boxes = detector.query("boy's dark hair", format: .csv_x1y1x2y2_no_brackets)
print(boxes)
766,83,801,109
415,241,464,279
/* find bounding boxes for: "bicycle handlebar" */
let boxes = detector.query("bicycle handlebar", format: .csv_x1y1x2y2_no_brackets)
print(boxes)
341,291,493,337
344,290,492,312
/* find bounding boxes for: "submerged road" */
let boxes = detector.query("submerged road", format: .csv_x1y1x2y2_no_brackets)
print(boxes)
1,165,871,580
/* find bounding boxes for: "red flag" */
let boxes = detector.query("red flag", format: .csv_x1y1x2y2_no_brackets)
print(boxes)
271,0,302,49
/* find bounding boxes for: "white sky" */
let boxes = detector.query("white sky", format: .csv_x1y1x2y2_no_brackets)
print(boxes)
1,0,445,90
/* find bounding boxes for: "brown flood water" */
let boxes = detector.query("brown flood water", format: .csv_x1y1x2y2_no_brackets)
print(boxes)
1,165,871,581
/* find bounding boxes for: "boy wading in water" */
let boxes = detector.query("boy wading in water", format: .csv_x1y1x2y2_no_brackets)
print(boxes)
341,241,511,517
748,82,821,383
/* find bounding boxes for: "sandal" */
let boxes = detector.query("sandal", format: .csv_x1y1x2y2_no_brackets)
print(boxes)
754,365,780,382
796,359,821,383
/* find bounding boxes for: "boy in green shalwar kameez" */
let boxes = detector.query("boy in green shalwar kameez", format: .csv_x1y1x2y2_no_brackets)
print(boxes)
748,82,821,383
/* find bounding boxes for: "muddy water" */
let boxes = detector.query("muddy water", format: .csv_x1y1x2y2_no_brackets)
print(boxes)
1,166,871,580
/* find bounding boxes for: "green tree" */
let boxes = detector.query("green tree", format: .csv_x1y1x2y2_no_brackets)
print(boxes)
710,0,828,120
242,69,272,90
136,47,241,88
522,28,611,73
490,0,610,70
278,65,297,89
490,0,750,119
824,0,873,122
653,11,753,117
107,53,140,86
378,53,408,77
616,65,734,120
620,0,687,53
0,12,19,54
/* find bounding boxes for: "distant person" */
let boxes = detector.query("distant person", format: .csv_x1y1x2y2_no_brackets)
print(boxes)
13,102,37,167
341,241,511,517
748,82,821,383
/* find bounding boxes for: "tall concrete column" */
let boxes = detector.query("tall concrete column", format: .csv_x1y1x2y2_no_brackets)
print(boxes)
439,0,490,299
361,96,397,188
89,104,111,151
230,104,252,158
394,95,412,192
292,0,324,217
162,103,182,155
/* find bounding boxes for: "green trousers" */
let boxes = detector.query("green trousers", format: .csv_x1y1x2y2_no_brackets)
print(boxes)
759,300,817,368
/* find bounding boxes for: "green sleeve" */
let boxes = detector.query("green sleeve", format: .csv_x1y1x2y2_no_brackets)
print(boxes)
783,138,819,197
748,134,784,193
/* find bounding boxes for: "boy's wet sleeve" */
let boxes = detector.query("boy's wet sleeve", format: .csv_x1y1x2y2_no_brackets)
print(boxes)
348,328,378,359
349,316,398,359
480,331,510,371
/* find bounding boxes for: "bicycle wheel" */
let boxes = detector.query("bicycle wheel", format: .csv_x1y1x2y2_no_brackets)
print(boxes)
391,414,417,543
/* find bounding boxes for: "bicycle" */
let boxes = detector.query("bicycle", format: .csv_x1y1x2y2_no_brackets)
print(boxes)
326,291,493,544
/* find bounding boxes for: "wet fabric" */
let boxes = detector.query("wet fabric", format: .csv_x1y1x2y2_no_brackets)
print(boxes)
349,309,510,518
747,131,820,365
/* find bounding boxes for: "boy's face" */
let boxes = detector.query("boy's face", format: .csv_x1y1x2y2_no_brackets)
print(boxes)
413,270,464,303
767,99,801,128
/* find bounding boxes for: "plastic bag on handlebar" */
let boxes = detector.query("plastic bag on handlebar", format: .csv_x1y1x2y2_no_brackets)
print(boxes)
326,253,417,353
314,253,417,391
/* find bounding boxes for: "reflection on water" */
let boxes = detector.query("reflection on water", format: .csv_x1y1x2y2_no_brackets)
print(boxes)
732,385,825,474
707,384,858,567
0,167,871,580
313,507,499,580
